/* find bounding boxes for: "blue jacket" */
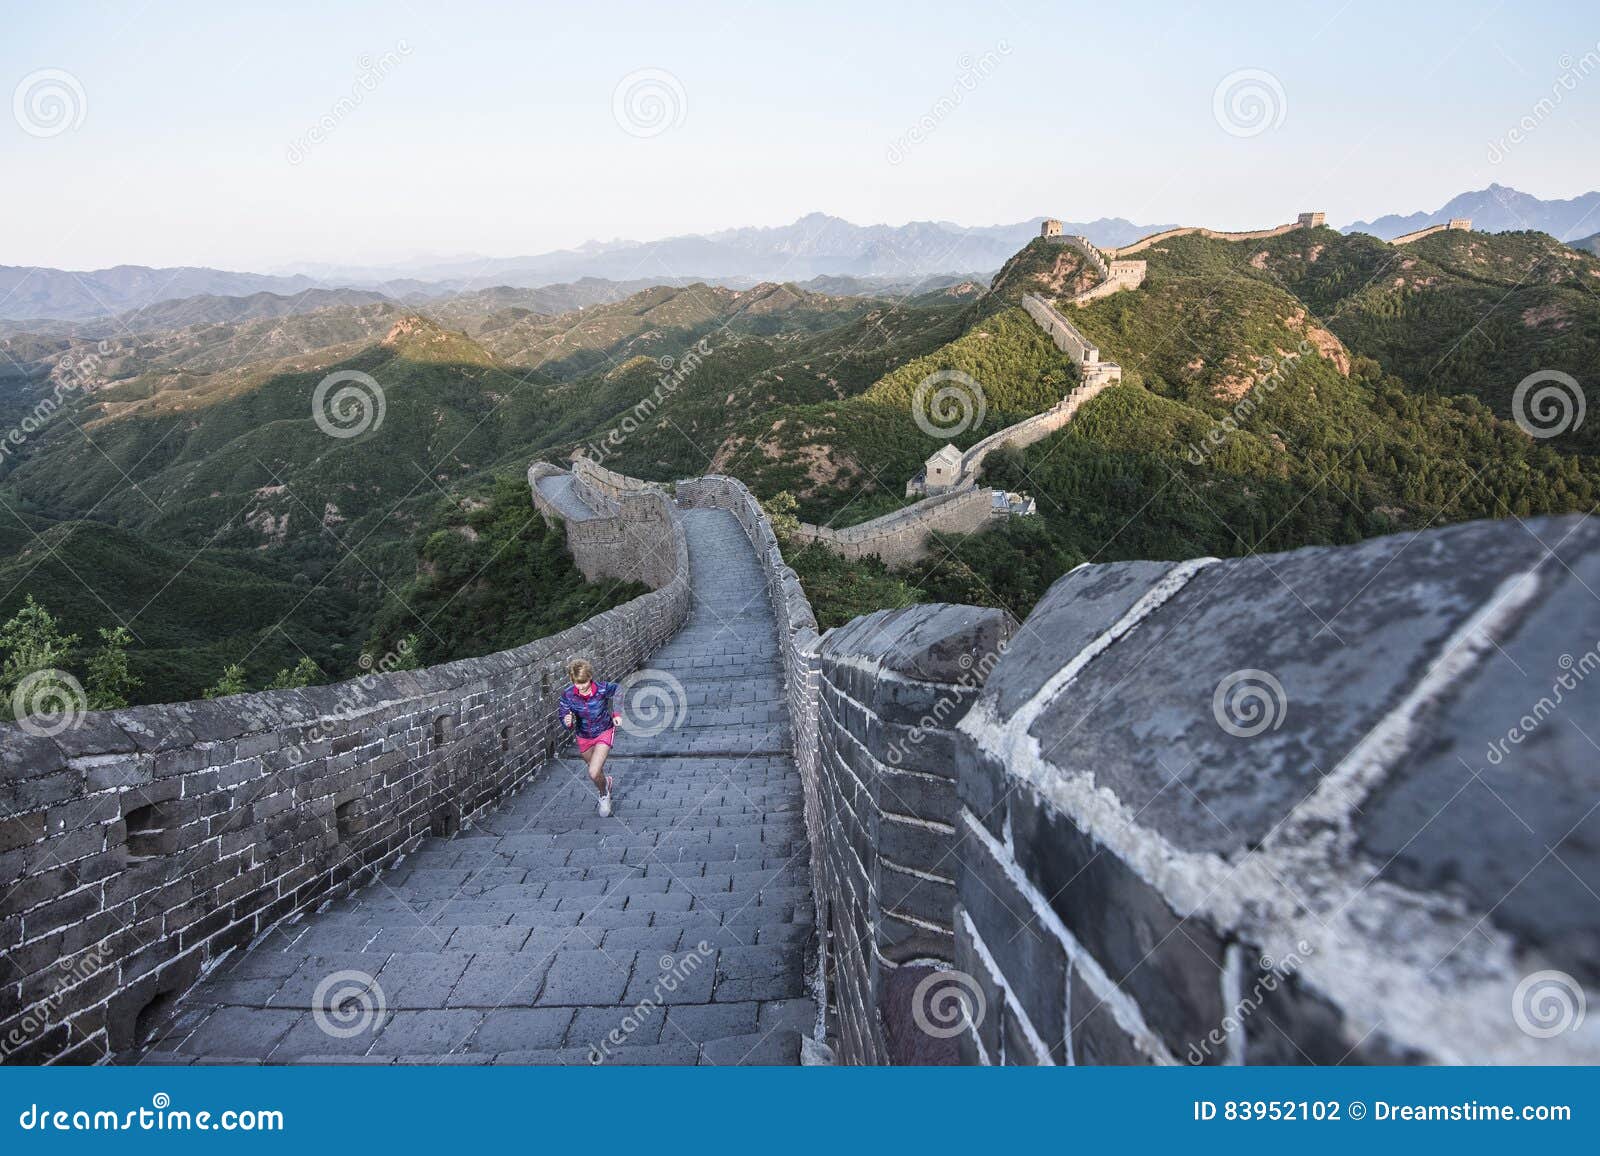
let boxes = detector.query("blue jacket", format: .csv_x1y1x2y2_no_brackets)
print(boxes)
559,681,620,739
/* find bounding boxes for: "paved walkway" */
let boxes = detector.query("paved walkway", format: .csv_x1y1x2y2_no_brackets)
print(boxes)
130,509,815,1065
534,471,609,521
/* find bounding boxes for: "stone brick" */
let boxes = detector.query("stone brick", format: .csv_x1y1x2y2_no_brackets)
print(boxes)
1005,783,1224,1063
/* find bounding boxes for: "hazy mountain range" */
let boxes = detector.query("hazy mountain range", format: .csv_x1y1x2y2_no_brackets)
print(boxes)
1344,184,1600,241
0,214,1162,324
4,189,1594,325
285,213,1174,287
0,265,324,323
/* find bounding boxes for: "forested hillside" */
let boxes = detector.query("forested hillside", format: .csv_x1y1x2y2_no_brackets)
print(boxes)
3,224,1595,704
0,280,944,703
744,229,1600,626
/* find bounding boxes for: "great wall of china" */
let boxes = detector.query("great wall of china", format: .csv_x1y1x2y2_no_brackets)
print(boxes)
1099,211,1329,257
9,454,1594,1066
822,207,1476,569
777,212,1337,568
9,210,1576,1070
1389,217,1474,245
778,222,1147,566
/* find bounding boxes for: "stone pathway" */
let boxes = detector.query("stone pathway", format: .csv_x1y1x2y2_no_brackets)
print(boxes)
129,508,815,1065
534,471,608,521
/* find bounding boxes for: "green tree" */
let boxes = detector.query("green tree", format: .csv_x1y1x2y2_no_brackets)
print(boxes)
204,663,249,699
266,656,321,690
85,626,139,710
0,595,80,719
762,490,801,544
394,633,422,671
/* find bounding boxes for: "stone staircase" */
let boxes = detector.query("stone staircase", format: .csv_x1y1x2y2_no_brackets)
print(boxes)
126,508,816,1065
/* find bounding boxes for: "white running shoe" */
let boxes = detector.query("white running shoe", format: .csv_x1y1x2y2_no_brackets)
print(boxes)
598,776,614,817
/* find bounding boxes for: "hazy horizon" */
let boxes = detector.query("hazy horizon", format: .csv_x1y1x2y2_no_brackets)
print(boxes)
6,0,1598,270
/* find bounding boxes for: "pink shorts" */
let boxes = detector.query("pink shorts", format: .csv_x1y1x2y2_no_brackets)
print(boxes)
577,728,615,755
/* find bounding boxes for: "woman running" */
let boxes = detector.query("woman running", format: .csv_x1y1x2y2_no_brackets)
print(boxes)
558,658,620,816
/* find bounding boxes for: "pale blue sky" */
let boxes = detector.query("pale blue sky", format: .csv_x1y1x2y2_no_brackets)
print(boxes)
4,0,1597,270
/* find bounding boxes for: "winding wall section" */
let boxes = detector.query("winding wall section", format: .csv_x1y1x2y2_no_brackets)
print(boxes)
1105,213,1324,258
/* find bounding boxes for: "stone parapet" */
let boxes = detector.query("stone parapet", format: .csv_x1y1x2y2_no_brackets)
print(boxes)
952,515,1600,1065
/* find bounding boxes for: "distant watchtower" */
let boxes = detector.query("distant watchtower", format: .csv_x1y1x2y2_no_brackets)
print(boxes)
1447,217,1472,231
906,443,966,497
1040,219,1063,238
1297,211,1327,228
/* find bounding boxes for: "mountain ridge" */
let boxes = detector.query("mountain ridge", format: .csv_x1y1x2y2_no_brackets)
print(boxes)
1345,183,1600,241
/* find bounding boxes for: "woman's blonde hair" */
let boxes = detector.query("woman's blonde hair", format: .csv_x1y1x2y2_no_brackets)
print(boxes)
566,658,594,684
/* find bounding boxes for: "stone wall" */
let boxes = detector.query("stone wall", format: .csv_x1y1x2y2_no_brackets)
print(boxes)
952,515,1600,1065
0,475,690,1064
1070,260,1147,306
571,457,666,506
1021,294,1121,388
17,439,1583,1069
669,484,1600,1066
958,377,1117,483
788,487,1004,566
1106,214,1325,258
1390,218,1474,246
1022,292,1100,364
528,461,679,589
813,605,1015,1064
1041,235,1146,307
1055,234,1110,280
